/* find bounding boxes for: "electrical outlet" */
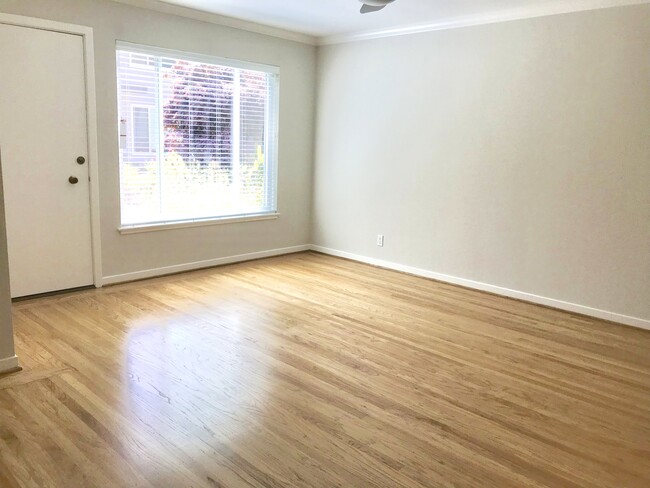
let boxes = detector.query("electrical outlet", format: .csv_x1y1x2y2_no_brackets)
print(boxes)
377,234,384,247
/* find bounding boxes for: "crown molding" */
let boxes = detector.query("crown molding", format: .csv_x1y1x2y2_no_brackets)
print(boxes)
109,0,648,47
319,0,650,45
109,0,317,45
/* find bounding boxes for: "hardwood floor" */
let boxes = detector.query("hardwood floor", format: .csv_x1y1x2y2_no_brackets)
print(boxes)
0,251,648,488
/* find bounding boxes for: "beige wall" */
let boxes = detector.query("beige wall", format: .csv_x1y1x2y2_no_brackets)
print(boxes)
314,5,650,322
0,0,316,278
0,154,15,364
0,0,648,330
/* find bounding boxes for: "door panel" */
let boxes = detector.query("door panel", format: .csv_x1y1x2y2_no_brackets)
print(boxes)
0,24,93,297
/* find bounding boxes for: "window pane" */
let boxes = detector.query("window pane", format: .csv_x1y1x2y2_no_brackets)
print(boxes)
132,107,151,153
240,71,268,209
117,51,161,225
116,46,278,226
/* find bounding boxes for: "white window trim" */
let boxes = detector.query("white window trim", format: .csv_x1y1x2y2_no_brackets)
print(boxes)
116,41,281,230
118,212,280,235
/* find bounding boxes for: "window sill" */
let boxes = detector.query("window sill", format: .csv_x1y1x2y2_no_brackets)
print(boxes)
118,213,280,235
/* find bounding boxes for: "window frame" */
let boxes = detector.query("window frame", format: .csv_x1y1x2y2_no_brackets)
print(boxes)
115,41,281,233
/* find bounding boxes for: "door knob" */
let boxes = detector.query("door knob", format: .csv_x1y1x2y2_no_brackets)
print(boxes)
69,176,79,184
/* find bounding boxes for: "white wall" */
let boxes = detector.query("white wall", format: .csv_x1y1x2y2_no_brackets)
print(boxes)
0,0,316,279
314,5,650,324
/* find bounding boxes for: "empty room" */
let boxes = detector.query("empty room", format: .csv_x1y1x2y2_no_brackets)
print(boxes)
0,0,648,486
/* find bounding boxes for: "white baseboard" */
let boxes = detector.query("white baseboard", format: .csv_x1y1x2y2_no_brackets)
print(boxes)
100,242,649,330
310,245,650,331
103,245,311,285
0,354,19,374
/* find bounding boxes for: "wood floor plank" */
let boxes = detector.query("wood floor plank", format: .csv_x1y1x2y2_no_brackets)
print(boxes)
1,252,648,487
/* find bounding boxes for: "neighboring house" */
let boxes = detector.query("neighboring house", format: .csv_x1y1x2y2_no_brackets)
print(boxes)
117,52,159,165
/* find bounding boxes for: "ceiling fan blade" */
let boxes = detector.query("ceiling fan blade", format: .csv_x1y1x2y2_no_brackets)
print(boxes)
360,4,386,14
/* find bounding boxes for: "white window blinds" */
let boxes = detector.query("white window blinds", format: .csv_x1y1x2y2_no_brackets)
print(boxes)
116,42,279,227
132,106,152,153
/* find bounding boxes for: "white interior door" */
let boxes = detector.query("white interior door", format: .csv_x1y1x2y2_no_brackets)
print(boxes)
0,23,94,298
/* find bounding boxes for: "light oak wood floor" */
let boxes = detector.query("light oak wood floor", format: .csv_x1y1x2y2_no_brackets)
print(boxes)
1,252,649,488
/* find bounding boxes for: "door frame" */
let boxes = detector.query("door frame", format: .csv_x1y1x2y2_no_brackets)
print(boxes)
0,13,103,288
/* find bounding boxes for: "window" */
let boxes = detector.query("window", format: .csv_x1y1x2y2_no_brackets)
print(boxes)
116,42,279,228
128,52,156,69
131,106,152,153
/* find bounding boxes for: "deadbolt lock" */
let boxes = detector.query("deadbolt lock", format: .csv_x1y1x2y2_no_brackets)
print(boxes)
77,156,86,165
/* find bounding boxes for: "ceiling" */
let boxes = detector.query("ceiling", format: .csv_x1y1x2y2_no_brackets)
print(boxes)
149,0,644,42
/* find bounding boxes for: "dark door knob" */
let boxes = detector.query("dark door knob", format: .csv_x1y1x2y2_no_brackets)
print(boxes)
77,156,86,165
69,176,79,184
